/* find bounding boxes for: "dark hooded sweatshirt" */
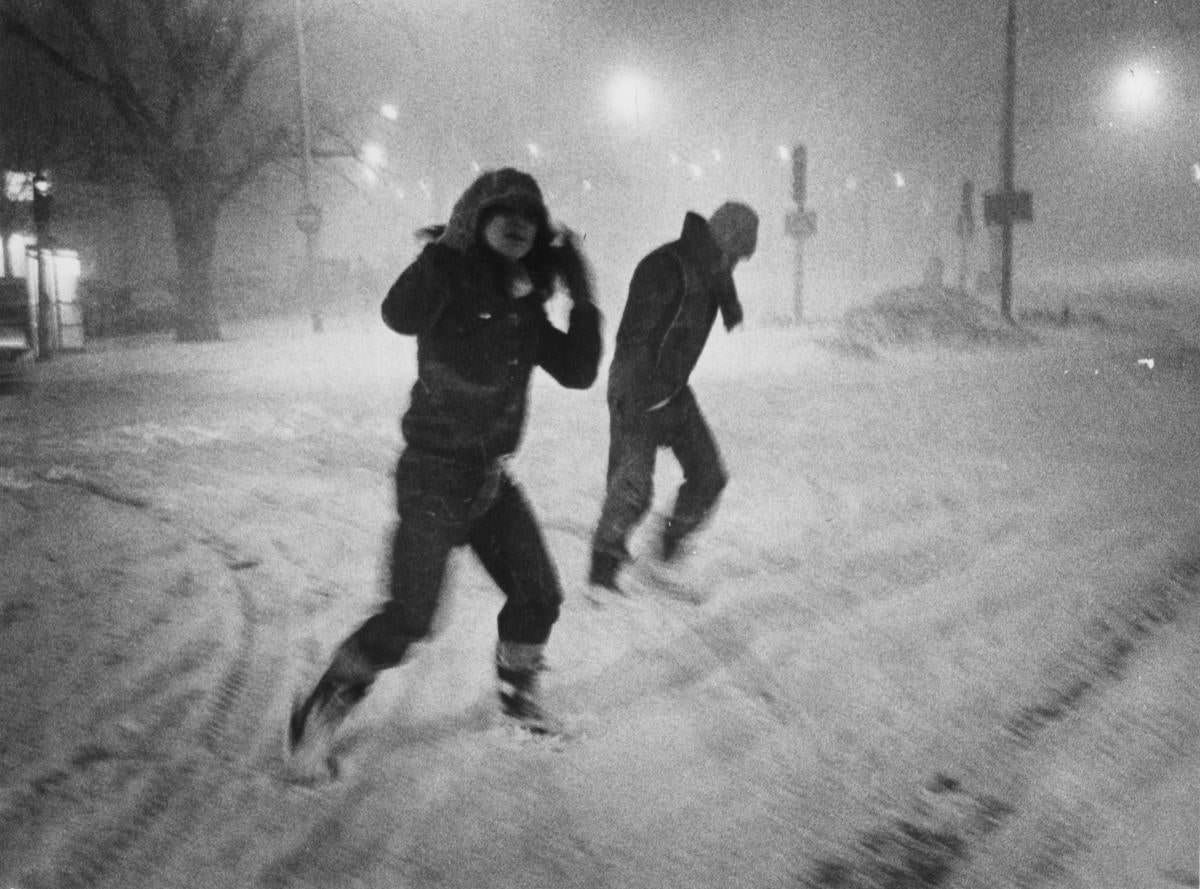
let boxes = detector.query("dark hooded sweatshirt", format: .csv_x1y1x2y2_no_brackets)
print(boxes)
607,211,743,413
381,170,602,463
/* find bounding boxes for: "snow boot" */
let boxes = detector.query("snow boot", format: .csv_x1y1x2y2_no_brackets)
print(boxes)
288,642,375,776
587,549,623,594
495,640,560,735
660,521,687,563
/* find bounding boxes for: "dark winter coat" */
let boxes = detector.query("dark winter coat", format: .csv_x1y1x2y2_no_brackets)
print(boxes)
607,212,744,413
381,171,602,463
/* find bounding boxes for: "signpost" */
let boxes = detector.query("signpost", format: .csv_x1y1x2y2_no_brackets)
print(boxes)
954,180,975,291
784,143,817,325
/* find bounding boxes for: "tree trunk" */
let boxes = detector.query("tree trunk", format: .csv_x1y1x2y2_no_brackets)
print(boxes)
168,185,223,343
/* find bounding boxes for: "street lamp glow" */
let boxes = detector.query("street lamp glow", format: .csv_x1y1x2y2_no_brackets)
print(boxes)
1115,62,1159,113
380,103,399,122
607,69,653,126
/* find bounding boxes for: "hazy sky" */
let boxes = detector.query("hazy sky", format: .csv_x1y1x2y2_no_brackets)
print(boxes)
316,0,1199,265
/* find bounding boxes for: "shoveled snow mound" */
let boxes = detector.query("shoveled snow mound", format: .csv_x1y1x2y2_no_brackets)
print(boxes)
836,286,1036,352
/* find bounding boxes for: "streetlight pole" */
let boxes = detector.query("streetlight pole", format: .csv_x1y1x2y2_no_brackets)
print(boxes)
293,0,323,333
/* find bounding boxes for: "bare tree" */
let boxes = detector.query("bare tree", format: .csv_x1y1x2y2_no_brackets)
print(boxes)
1,0,298,341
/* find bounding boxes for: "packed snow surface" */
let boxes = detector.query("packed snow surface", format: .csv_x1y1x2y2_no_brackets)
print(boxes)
1,278,1198,888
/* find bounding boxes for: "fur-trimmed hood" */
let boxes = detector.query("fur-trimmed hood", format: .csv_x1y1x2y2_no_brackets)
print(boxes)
436,168,551,254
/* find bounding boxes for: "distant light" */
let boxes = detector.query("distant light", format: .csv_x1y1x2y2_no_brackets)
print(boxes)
380,103,399,121
4,171,34,201
711,148,722,163
844,175,858,193
687,162,703,180
581,179,593,192
606,69,655,126
1115,62,1159,113
893,171,906,189
470,160,482,174
1191,162,1200,184
395,186,406,200
526,142,542,160
361,167,379,187
777,145,791,163
361,141,386,168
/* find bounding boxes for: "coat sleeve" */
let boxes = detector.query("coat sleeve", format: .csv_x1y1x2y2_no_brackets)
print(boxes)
615,251,686,410
380,244,457,335
537,300,603,389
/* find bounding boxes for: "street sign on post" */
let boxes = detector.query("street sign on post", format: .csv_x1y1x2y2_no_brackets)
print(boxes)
983,189,1033,226
791,143,807,209
785,142,815,325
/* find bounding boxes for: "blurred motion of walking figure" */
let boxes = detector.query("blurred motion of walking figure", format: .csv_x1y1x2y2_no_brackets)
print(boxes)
289,168,602,768
588,201,758,594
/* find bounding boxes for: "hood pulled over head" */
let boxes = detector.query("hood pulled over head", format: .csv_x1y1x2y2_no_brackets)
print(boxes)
437,168,550,253
707,201,759,262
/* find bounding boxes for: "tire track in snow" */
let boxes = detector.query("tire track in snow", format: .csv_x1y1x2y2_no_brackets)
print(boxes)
12,475,280,889
801,548,1200,888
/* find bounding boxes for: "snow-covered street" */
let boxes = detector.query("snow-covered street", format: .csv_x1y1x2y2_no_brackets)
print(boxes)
1,282,1198,889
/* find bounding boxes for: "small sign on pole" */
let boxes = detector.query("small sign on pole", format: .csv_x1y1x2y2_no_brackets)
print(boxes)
983,189,1033,226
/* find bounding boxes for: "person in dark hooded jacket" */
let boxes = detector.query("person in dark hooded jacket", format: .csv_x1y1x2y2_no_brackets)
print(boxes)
290,168,601,763
589,201,757,593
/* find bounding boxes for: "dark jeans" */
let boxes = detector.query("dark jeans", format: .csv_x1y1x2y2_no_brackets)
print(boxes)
346,448,564,670
592,386,727,561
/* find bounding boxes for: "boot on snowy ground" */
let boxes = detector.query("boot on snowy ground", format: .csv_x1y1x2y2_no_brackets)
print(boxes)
288,643,375,777
495,640,561,735
587,549,624,594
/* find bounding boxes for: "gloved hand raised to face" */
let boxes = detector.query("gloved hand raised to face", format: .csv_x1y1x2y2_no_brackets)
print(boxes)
550,227,595,304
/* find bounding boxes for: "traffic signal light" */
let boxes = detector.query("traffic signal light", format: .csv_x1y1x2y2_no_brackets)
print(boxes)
31,172,52,242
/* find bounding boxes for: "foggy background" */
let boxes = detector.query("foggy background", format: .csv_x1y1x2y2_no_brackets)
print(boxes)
7,0,1200,324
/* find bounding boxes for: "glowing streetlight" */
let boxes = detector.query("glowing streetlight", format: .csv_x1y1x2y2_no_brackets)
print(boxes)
1115,62,1160,114
606,69,654,126
379,103,399,122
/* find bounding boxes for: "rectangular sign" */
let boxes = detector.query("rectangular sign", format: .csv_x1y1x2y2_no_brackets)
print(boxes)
984,190,1033,225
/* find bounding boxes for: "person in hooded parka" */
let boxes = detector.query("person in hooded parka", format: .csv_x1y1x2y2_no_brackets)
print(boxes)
289,168,602,760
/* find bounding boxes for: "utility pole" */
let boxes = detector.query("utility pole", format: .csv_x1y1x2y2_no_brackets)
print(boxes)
984,0,1032,323
293,0,323,333
998,0,1016,321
